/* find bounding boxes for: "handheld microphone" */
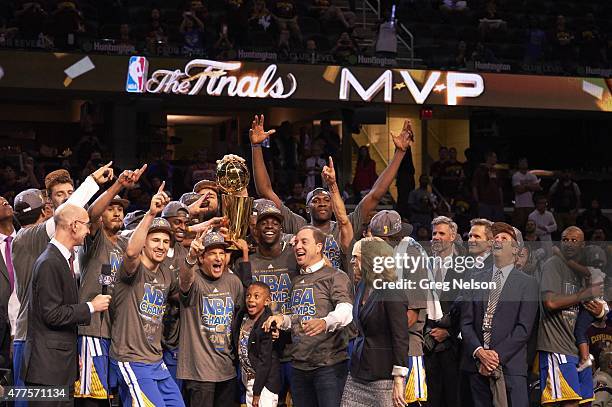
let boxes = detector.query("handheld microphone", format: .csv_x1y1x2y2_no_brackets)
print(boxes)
99,264,113,295
98,265,112,324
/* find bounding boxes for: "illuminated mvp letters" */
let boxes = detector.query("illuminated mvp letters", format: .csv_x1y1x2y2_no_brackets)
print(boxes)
338,68,484,105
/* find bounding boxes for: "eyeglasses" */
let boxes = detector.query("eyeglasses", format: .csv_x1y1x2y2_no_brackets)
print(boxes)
74,219,92,228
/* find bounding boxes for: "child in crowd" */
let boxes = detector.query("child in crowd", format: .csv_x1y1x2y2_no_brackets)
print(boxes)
555,244,609,370
235,282,282,407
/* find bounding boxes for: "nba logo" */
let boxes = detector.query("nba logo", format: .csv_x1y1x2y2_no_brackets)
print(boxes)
126,56,149,93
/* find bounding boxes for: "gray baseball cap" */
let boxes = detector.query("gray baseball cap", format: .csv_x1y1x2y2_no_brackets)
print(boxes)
14,189,45,213
180,192,201,206
148,217,174,241
256,202,283,223
369,210,413,237
306,188,330,205
203,232,228,250
123,210,146,230
162,201,189,219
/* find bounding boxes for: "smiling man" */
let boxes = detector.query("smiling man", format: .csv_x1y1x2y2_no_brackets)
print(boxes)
74,166,145,403
236,201,298,406
264,225,353,407
461,222,538,407
249,114,414,272
109,183,185,407
12,165,113,400
178,231,244,406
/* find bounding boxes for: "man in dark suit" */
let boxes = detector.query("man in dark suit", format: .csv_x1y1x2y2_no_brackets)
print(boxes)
461,222,539,407
22,203,111,406
424,216,465,407
0,196,16,366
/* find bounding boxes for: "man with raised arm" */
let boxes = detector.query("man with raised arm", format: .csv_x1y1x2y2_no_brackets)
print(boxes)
12,164,114,400
178,230,244,406
249,114,414,271
74,165,147,404
109,182,184,407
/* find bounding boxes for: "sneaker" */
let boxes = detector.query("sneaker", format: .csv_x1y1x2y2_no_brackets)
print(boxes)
577,354,594,372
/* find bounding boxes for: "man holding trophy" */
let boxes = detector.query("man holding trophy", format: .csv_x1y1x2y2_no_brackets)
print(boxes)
177,154,253,406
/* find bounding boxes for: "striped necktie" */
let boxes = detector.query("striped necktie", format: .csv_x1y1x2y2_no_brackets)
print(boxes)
483,268,504,348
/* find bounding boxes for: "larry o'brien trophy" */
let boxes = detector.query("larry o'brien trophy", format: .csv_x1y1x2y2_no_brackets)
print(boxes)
216,154,254,250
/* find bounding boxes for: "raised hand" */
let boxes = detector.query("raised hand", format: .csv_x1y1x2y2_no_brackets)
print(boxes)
150,181,170,215
118,164,148,189
188,232,206,262
321,156,336,186
91,161,114,185
391,119,415,152
249,114,276,145
188,192,209,216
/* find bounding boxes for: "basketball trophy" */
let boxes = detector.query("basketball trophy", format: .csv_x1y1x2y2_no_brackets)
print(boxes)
216,154,254,250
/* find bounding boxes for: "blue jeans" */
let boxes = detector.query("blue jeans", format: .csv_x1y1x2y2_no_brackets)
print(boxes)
291,361,348,407
13,340,27,407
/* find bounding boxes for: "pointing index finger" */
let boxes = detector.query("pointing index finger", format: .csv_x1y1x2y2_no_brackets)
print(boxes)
158,181,166,194
328,156,334,168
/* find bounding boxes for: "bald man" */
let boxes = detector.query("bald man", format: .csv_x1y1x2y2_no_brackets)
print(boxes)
21,204,111,406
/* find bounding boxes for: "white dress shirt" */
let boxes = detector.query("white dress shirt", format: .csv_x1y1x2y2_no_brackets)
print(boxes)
50,238,94,314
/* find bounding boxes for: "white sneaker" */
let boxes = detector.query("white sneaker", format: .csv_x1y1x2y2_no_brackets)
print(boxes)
577,354,594,372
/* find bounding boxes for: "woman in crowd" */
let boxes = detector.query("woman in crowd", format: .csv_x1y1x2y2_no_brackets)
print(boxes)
341,238,410,407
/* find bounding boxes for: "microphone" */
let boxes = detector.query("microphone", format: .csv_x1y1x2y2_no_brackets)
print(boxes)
98,265,112,324
99,264,113,296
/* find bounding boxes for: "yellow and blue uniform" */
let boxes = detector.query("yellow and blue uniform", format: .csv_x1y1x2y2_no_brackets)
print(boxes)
405,355,427,403
75,336,113,399
539,352,594,405
112,359,185,407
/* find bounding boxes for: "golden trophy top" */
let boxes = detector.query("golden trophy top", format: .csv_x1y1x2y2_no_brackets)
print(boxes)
216,154,250,195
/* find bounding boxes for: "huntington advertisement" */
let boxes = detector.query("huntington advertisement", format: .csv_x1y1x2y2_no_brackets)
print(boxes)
0,51,610,112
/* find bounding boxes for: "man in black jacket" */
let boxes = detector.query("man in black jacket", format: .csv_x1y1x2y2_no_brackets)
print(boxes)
21,204,111,406
424,216,464,407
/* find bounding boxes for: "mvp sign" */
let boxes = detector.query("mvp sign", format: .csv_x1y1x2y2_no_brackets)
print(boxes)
338,68,484,105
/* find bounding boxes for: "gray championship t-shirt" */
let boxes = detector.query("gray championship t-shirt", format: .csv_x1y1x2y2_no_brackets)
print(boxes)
78,229,128,338
178,269,244,382
280,201,365,272
110,261,177,363
13,222,50,341
162,242,188,351
537,256,583,356
249,243,298,315
289,265,353,371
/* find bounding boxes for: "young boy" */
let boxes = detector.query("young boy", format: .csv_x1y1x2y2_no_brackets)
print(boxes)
555,244,609,370
236,282,281,407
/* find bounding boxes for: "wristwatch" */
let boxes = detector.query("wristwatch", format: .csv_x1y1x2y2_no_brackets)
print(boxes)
185,256,197,266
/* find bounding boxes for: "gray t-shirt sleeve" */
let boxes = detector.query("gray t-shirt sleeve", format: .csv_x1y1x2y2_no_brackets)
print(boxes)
280,203,307,235
348,201,365,239
540,258,562,295
118,260,142,285
331,270,354,305
180,272,200,306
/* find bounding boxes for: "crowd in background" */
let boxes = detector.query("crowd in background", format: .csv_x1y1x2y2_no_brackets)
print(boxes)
0,0,610,72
